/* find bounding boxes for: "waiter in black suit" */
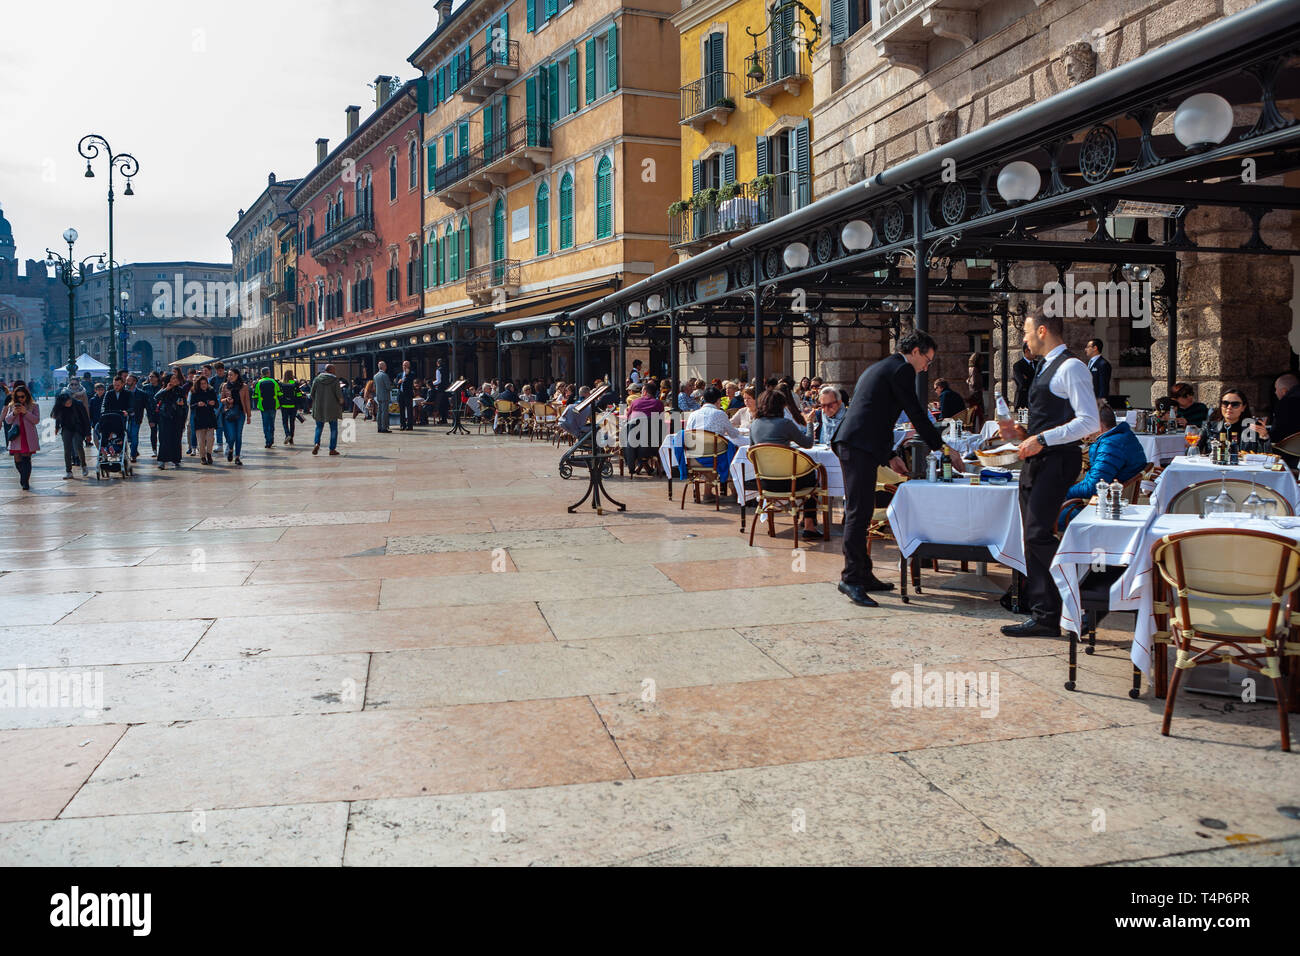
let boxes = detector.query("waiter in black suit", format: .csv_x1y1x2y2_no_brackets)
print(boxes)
1011,345,1035,411
999,313,1099,637
433,358,449,424
833,330,964,608
1084,338,1112,400
396,360,416,431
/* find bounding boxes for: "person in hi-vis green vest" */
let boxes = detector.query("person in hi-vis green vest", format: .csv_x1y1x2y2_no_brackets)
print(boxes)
254,368,282,449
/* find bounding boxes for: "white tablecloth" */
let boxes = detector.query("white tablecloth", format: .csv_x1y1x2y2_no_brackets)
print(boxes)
1151,456,1299,513
730,443,843,504
1050,504,1156,639
886,480,1025,573
1117,513,1300,676
1135,434,1188,465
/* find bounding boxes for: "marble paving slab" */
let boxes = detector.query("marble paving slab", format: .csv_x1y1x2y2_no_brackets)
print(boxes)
0,621,210,669
0,802,349,866
61,700,631,817
378,565,680,609
366,629,789,709
19,562,257,594
343,753,1013,866
386,526,618,555
0,547,159,572
0,654,371,729
0,725,126,822
191,510,392,531
0,592,94,626
60,580,380,624
56,528,285,550
590,665,1109,778
507,534,771,572
189,604,555,660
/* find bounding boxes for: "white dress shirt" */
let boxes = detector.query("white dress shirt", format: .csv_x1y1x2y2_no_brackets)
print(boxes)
687,403,746,443
1036,343,1100,446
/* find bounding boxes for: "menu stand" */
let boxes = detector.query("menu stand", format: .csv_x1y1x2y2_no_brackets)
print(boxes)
445,379,469,435
565,386,625,515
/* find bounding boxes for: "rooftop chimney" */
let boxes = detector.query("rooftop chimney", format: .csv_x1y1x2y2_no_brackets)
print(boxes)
268,171,277,186
346,105,360,137
316,137,329,164
436,0,452,23
375,75,395,110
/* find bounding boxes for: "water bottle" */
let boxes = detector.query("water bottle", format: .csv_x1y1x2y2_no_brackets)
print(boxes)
927,452,938,482
995,393,1012,423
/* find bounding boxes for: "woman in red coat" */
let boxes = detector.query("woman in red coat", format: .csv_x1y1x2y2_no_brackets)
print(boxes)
4,383,41,490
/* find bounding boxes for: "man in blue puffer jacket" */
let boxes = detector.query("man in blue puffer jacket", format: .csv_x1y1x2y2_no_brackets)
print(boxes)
1058,403,1147,529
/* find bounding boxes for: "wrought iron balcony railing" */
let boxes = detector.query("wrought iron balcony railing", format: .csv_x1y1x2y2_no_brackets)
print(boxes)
457,40,521,102
744,40,810,102
309,212,375,258
670,171,810,248
680,71,736,129
481,117,552,167
466,259,520,299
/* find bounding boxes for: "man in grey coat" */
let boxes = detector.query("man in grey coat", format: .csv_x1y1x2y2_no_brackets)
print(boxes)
309,364,346,456
372,362,393,434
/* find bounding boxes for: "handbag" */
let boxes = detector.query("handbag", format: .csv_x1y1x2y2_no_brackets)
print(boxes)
4,419,19,444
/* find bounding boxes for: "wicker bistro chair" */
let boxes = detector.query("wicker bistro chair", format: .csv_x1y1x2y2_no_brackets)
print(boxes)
533,402,559,441
746,443,831,549
518,401,537,438
1271,431,1300,470
679,429,732,511
493,399,521,435
1151,528,1300,750
867,465,908,556
1167,478,1294,517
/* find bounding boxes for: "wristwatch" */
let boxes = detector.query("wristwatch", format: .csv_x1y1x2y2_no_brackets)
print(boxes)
1035,434,1048,448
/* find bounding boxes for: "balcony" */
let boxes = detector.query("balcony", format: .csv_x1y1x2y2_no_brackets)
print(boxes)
680,72,736,132
670,171,810,252
867,0,985,75
310,212,377,262
743,40,810,106
471,118,552,188
466,259,520,304
457,40,520,104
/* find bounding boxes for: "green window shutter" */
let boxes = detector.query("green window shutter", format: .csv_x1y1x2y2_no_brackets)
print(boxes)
484,104,494,149
461,219,470,270
537,67,548,124
755,136,768,176
492,199,506,262
830,0,848,43
433,236,440,286
423,242,430,289
568,51,579,114
691,160,701,194
499,95,508,140
606,23,618,92
442,231,450,282
449,226,459,279
545,0,557,19
536,184,549,255
723,147,736,185
500,13,508,41
596,157,613,239
427,144,436,182
417,76,429,113
459,122,469,156
526,75,537,143
794,119,811,207
585,38,596,104
547,63,559,127
527,0,535,31
444,132,453,166
560,174,573,248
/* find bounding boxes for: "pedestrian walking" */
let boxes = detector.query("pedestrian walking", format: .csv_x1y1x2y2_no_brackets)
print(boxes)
140,371,161,456
220,369,252,466
51,389,91,479
309,363,345,455
372,362,393,433
4,383,40,490
124,374,146,462
254,368,281,448
189,376,220,465
211,362,226,452
155,371,187,470
279,373,301,445
185,369,200,456
397,360,415,430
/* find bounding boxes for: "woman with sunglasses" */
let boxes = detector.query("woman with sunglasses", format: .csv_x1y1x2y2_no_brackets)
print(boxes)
1198,387,1268,454
4,383,41,490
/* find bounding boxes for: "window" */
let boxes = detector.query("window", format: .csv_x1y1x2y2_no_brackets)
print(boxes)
442,225,451,282
449,220,460,279
409,141,418,189
536,182,550,255
559,172,574,249
492,197,506,264
389,154,398,201
459,216,470,272
590,24,618,101
595,156,613,239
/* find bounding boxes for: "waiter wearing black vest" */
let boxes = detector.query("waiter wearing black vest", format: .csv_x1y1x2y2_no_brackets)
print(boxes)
999,312,1099,637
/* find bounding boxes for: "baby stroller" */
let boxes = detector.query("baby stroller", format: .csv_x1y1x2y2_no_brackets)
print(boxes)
557,402,614,480
96,411,133,480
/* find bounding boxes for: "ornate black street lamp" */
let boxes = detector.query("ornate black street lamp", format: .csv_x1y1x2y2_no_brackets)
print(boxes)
79,133,139,373
745,0,822,84
45,228,104,384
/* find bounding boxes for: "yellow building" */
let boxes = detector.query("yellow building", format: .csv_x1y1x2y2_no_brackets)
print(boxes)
269,204,302,377
670,0,820,380
408,0,681,386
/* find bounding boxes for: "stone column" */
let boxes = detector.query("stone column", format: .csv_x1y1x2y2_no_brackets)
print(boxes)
818,323,890,394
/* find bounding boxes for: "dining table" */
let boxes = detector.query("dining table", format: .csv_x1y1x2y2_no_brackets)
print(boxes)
1150,455,1299,514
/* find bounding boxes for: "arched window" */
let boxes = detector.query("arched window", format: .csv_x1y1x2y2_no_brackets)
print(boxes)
559,172,574,249
596,156,613,239
365,172,373,215
536,181,550,256
449,220,460,279
389,154,398,201
336,189,344,220
409,141,418,189
355,177,364,217
442,224,451,282
459,216,470,272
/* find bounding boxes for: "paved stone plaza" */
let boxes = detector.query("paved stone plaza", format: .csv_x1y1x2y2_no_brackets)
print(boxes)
0,425,1297,866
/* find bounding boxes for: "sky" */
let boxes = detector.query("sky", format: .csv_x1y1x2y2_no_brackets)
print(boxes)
0,0,448,270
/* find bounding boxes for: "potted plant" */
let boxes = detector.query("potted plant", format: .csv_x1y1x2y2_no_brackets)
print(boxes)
667,198,692,217
750,173,777,192
713,96,736,110
696,187,721,206
717,182,741,202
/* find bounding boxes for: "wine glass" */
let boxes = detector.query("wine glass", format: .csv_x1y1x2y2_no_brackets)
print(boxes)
1207,470,1236,517
1185,425,1201,459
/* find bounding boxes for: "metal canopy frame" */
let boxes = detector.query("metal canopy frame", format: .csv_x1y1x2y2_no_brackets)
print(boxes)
569,0,1300,399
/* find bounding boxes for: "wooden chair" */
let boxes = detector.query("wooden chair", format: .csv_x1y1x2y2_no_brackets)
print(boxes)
1271,431,1300,469
1167,478,1294,516
1151,528,1300,750
533,402,559,441
494,399,520,435
678,429,731,511
867,465,908,556
746,443,830,548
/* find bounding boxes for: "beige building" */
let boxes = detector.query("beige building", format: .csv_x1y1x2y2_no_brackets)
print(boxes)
410,0,681,385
